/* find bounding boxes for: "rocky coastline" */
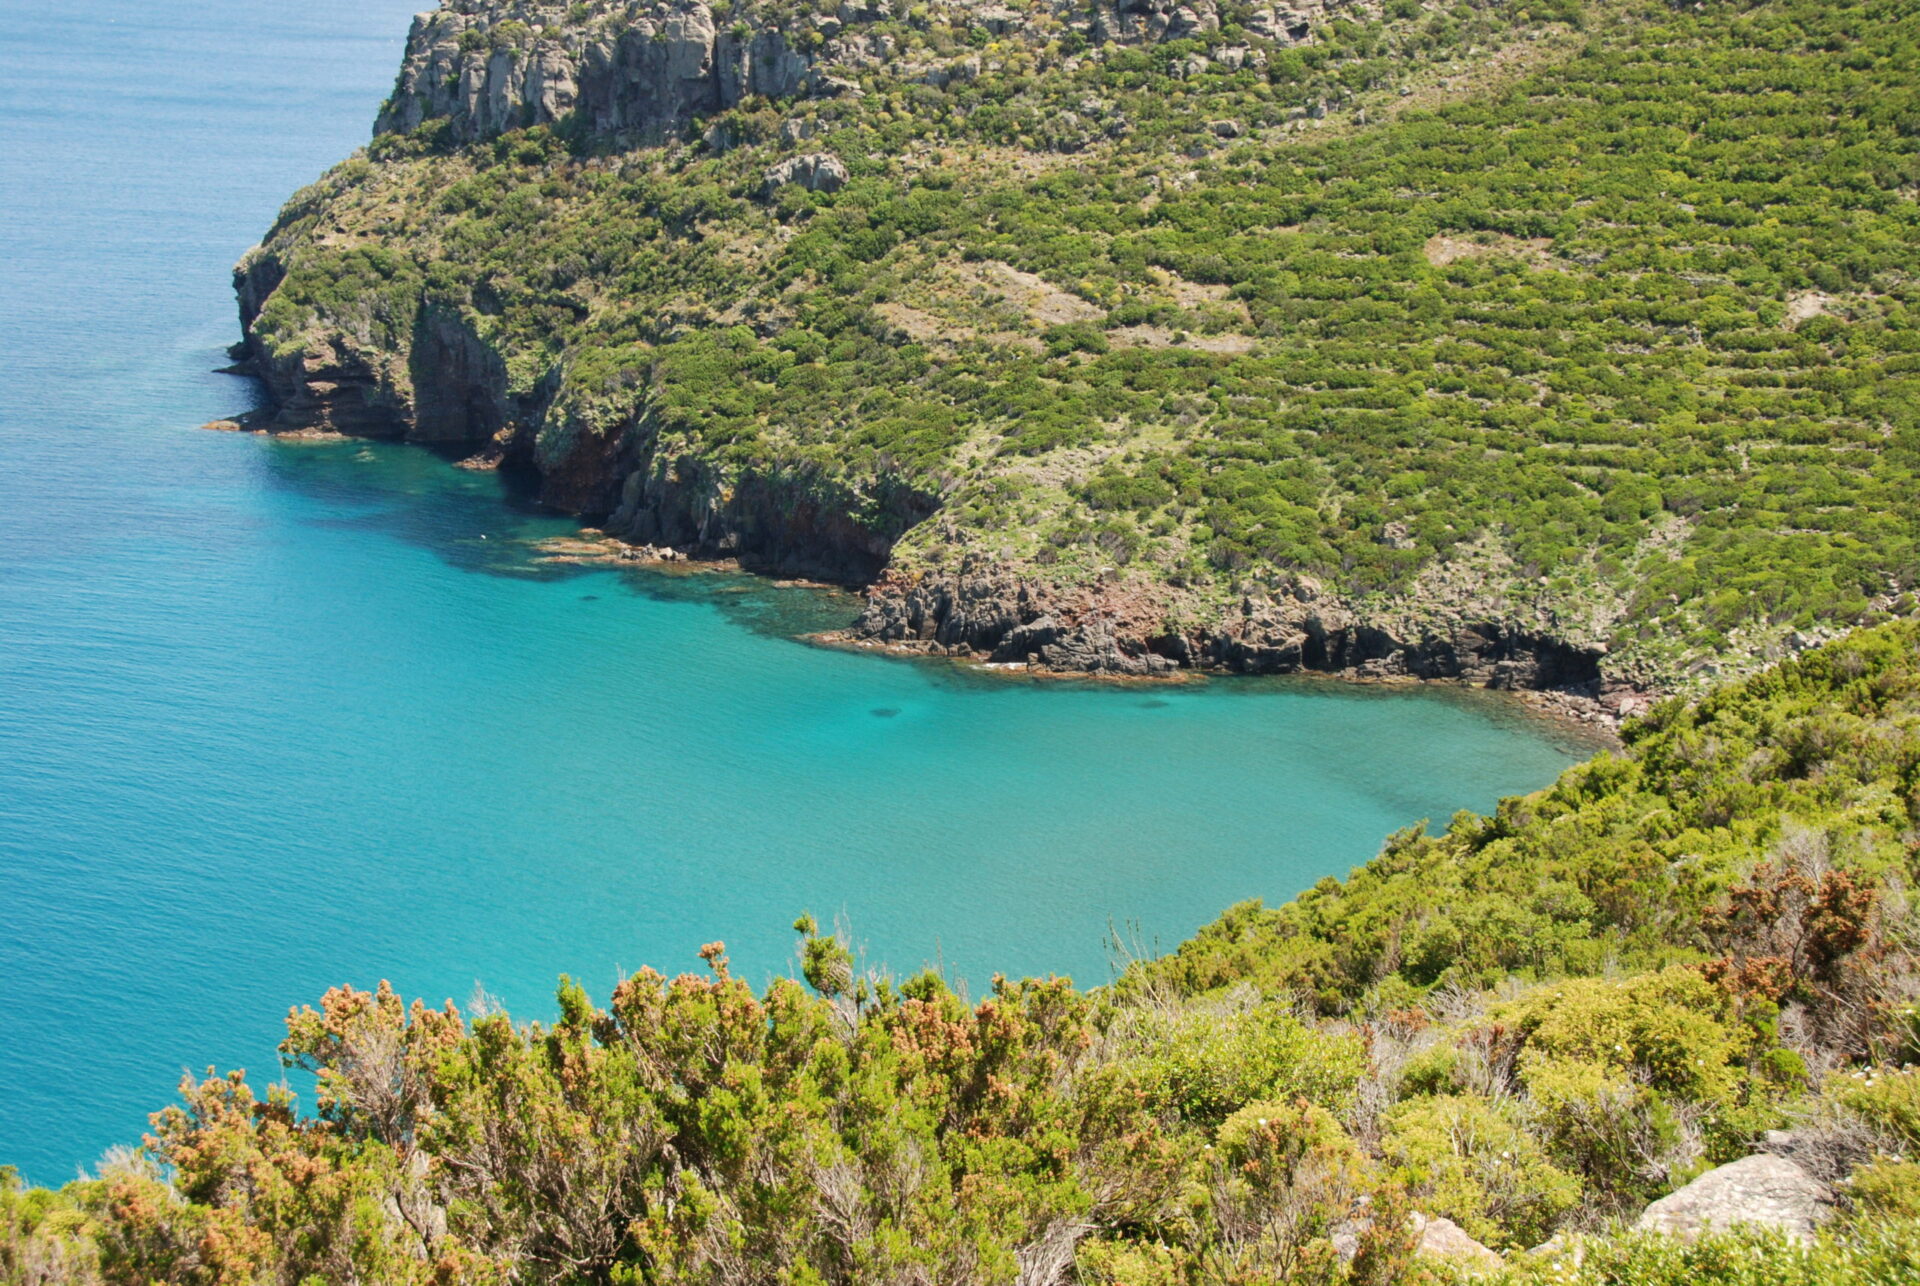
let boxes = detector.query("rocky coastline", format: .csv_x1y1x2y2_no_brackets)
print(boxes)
487,524,1638,733
230,0,1888,727
230,235,1649,726
831,561,1640,732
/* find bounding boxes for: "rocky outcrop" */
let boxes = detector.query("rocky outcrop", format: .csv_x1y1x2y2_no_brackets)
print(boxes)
372,0,1363,149
376,2,820,147
1410,1214,1503,1271
1633,1155,1835,1243
761,152,848,196
848,556,1619,703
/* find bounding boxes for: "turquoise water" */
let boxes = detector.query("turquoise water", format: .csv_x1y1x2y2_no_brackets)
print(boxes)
0,1,1592,1184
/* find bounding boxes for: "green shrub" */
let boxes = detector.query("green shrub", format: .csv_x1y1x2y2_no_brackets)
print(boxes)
1849,1161,1920,1220
1118,1002,1369,1125
1382,1093,1583,1247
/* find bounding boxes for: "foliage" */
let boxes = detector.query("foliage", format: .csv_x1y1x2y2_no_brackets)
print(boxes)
1139,620,1920,1019
1381,1094,1581,1247
11,1,1920,1279
1489,1220,1920,1285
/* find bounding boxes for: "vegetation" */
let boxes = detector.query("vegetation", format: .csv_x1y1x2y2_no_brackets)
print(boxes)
3,621,1916,1283
249,0,1920,690
10,2,1914,1280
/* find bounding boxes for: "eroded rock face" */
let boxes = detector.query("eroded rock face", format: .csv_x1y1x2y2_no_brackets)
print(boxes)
1634,1155,1834,1243
761,152,848,196
376,2,817,146
852,558,1610,692
373,0,1362,148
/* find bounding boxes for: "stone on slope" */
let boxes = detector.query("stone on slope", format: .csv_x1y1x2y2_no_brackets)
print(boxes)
761,152,849,196
1412,1213,1504,1272
1331,1210,1503,1273
1634,1154,1833,1243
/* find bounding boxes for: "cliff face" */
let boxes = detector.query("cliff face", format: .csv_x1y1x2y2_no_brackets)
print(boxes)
374,1,819,147
372,1,1335,148
842,548,1630,725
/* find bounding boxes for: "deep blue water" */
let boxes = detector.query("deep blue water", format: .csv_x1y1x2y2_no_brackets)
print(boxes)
0,1,1593,1184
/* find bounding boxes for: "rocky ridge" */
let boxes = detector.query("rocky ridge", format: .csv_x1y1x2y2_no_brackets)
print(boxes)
373,0,1348,149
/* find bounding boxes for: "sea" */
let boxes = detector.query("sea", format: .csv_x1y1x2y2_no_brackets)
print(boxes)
0,0,1593,1183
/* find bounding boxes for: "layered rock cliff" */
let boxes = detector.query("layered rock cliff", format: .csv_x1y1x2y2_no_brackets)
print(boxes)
372,1,1338,149
231,0,1920,707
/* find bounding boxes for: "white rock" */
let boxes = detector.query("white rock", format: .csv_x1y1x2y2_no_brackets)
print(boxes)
1635,1155,1834,1243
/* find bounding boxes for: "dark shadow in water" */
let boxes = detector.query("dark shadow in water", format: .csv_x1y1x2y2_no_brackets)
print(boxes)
249,433,863,638
871,707,902,719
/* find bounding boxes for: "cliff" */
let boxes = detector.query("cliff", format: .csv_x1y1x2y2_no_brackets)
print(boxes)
371,1,1333,148
232,0,1920,704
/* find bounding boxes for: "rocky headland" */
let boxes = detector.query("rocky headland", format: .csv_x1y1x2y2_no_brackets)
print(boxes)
229,0,1917,717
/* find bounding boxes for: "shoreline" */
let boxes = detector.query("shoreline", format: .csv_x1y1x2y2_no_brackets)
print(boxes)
206,429,1630,745
525,527,1624,743
807,628,1626,746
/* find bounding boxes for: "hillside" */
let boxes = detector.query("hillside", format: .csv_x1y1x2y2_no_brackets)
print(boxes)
230,0,1920,705
5,627,1918,1281
9,5,1915,1281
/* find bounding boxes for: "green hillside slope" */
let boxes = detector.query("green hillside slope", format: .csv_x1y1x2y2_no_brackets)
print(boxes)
235,0,1919,695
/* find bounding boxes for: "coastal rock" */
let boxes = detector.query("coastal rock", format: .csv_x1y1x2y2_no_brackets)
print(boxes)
1633,1155,1834,1243
852,563,1609,697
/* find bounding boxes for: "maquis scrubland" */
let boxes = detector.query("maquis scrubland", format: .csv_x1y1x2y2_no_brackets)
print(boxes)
9,0,1920,1282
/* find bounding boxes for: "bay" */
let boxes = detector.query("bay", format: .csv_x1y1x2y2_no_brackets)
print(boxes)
0,0,1591,1183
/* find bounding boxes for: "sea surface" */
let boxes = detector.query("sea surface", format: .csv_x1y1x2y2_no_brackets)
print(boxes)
0,0,1594,1184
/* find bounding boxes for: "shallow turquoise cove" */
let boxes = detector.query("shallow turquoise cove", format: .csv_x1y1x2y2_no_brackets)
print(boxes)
0,0,1593,1183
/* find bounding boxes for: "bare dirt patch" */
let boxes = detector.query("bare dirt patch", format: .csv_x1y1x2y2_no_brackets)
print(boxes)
876,301,968,344
1187,333,1257,354
1785,291,1834,326
1107,325,1256,354
1424,233,1555,268
958,261,1104,325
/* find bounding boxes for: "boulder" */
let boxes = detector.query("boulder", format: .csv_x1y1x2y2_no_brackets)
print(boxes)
761,153,850,197
1413,1213,1504,1271
1332,1211,1502,1272
1634,1155,1833,1243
